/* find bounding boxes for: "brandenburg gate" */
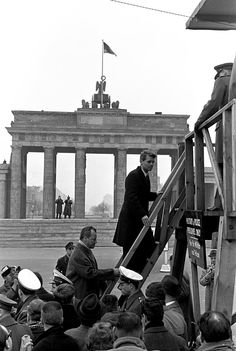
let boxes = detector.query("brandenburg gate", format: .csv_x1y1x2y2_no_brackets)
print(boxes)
0,104,189,220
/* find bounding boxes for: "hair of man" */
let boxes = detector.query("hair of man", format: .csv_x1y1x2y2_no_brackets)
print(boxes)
140,150,156,163
41,301,63,326
116,312,142,338
198,311,231,342
80,226,97,240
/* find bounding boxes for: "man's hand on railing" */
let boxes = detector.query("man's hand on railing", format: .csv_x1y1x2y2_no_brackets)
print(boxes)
142,215,151,227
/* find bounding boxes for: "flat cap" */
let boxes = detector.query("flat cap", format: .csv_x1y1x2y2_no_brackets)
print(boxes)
0,294,17,311
118,266,143,284
214,62,233,72
18,269,41,291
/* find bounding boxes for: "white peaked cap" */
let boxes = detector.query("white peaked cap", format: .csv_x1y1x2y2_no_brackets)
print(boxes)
18,269,41,291
52,269,73,285
119,266,143,283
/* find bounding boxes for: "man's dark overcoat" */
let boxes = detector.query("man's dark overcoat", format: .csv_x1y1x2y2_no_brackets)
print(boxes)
113,166,157,271
66,242,115,300
33,325,79,351
56,254,69,276
144,323,187,351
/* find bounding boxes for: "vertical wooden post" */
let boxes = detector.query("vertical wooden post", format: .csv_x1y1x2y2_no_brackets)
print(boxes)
186,135,201,321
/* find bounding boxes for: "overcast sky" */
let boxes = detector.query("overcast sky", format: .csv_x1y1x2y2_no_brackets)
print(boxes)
0,0,235,209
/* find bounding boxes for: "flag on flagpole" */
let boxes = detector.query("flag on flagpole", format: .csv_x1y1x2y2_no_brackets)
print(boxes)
103,42,117,56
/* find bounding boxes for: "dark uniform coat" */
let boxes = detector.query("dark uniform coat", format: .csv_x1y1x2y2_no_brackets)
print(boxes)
195,72,231,164
56,255,69,276
1,314,33,351
15,294,38,324
113,166,157,272
55,198,64,215
66,242,116,300
118,289,145,318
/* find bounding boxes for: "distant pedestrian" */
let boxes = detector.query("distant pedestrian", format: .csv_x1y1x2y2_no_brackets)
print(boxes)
55,196,64,219
56,242,75,276
63,196,72,219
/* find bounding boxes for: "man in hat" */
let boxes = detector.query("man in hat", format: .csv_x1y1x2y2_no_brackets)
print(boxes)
65,293,102,350
200,249,217,312
0,266,16,295
66,226,120,300
33,301,79,351
0,294,33,351
15,268,41,324
113,149,159,273
50,269,73,295
117,266,144,318
56,242,75,276
195,62,233,210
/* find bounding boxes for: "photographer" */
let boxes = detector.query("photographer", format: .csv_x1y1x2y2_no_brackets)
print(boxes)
200,250,216,312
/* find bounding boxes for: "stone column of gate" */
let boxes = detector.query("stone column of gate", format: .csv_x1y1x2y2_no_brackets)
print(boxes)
170,149,178,204
43,147,56,219
150,153,158,192
10,145,22,218
74,148,86,218
114,149,126,218
0,165,9,218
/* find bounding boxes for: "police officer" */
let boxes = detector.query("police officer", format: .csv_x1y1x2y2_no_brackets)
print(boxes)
117,266,144,318
195,62,233,210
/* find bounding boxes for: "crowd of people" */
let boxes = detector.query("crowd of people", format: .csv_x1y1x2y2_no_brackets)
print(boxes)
0,228,235,351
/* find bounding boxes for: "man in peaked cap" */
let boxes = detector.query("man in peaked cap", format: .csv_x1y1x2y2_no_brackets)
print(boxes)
15,268,41,324
0,294,33,351
0,266,16,296
50,269,73,294
117,266,144,318
195,62,233,210
55,241,75,276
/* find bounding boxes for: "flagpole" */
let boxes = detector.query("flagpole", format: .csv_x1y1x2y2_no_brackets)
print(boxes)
101,40,104,108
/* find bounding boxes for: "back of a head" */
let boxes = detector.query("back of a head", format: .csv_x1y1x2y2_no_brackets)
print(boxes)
142,298,164,324
53,283,75,304
161,275,180,298
27,299,45,322
80,226,96,240
101,294,118,314
87,322,114,351
145,282,165,303
116,312,142,337
41,301,63,327
199,311,231,342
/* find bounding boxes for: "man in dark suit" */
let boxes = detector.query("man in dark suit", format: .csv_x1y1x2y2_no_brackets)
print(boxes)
113,149,158,272
66,226,120,300
56,242,75,276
